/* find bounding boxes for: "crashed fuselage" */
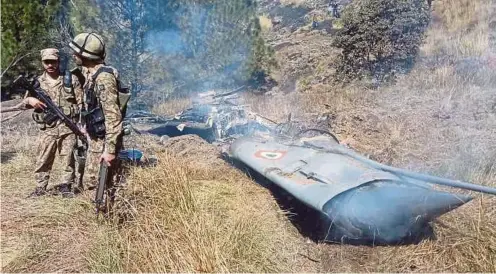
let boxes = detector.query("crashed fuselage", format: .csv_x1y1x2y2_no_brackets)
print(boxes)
125,90,494,245
228,136,472,245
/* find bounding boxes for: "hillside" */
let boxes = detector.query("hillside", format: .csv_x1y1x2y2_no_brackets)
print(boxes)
1,0,495,272
243,0,496,271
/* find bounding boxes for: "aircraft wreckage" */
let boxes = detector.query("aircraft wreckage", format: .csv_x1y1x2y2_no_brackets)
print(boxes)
125,89,496,246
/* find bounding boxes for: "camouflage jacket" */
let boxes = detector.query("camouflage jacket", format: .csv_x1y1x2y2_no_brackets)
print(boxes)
35,71,83,135
82,64,123,154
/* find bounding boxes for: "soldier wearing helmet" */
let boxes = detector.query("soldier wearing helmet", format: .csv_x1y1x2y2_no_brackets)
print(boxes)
28,48,84,197
68,33,127,192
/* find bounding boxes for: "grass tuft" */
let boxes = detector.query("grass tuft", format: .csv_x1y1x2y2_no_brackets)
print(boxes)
110,148,304,272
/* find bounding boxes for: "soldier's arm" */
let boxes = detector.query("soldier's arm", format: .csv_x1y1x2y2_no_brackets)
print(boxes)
24,97,46,109
0,97,44,112
96,72,122,154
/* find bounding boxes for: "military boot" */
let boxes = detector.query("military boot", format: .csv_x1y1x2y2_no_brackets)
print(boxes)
56,183,74,198
28,187,47,198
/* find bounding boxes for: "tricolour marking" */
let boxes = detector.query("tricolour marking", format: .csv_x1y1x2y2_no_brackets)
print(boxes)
254,150,287,160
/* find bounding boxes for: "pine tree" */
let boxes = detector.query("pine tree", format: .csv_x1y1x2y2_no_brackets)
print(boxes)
95,0,149,96
332,0,430,83
1,0,61,79
153,0,276,91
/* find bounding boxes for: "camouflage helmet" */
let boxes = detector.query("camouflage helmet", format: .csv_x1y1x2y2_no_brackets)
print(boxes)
69,32,106,61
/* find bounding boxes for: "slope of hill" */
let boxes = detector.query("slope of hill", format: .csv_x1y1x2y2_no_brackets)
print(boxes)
240,0,496,271
1,0,495,272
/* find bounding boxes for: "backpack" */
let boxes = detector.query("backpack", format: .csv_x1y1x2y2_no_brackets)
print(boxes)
88,66,131,118
73,66,131,138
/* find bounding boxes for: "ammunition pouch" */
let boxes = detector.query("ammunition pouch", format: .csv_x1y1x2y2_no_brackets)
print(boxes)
84,106,106,139
32,108,58,129
32,104,79,130
63,87,76,101
69,105,80,119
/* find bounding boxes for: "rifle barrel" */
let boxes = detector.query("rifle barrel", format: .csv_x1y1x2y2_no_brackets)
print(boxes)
14,76,88,143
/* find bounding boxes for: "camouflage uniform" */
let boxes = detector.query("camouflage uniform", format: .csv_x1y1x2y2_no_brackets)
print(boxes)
33,49,84,192
81,65,123,188
68,32,128,198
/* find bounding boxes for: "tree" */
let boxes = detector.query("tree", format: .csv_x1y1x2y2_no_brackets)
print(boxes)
45,0,275,103
96,0,149,96
1,0,61,79
331,0,430,83
151,0,276,92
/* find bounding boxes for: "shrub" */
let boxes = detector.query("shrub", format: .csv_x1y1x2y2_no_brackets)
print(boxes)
332,0,430,83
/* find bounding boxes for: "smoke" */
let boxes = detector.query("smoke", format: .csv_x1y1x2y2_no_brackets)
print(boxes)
146,30,184,54
140,0,261,97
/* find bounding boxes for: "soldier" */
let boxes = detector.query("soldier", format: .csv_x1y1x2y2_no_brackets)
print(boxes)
68,33,127,192
29,48,84,197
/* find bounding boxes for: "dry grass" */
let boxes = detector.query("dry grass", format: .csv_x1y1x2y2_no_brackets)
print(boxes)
0,109,315,273
238,0,496,272
259,15,273,32
101,135,312,272
315,152,496,272
151,96,193,116
2,0,495,272
0,108,116,272
423,0,491,58
279,0,306,7
242,90,338,122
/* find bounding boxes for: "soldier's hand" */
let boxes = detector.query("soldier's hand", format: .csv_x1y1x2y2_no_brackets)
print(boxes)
100,152,116,166
24,97,46,110
78,123,88,136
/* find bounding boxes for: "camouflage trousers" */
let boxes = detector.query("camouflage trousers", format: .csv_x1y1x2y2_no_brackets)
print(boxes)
82,137,123,190
81,138,105,190
34,131,76,189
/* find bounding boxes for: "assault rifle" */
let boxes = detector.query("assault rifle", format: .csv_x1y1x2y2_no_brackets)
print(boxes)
95,151,127,216
13,75,91,199
13,75,89,143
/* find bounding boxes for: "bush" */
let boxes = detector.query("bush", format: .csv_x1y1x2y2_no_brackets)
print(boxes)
332,0,430,83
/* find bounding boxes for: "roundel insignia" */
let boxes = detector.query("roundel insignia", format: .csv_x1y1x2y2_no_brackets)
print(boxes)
254,150,287,160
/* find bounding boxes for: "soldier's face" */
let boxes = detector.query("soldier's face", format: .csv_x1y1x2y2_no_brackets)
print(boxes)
42,60,59,73
72,54,83,66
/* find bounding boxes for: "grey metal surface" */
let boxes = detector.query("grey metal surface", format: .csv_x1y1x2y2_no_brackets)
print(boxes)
229,137,406,210
229,136,474,244
322,180,472,244
127,89,487,245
